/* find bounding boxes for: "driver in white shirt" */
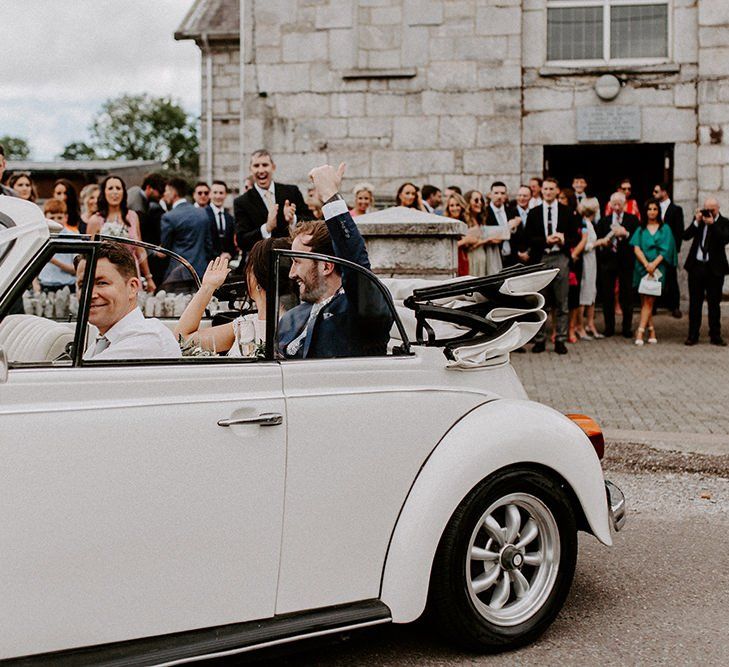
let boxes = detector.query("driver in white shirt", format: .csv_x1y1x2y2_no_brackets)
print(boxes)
75,242,181,361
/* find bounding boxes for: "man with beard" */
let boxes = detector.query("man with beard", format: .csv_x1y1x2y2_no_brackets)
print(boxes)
279,163,393,359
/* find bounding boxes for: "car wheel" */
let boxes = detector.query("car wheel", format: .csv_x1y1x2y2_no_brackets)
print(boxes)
429,467,577,652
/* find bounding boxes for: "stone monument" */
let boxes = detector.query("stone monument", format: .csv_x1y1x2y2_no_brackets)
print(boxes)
354,206,467,280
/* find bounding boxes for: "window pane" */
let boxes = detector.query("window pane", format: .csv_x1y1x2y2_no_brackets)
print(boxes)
547,6,603,61
611,4,668,59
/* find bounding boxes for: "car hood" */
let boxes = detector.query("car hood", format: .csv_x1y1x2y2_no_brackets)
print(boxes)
0,197,50,297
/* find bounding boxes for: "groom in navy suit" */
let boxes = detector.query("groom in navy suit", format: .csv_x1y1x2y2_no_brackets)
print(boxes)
278,163,393,359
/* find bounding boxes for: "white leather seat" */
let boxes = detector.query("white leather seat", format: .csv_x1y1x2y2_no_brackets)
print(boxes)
0,314,75,363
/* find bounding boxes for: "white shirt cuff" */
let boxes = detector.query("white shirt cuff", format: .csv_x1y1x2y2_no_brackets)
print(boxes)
260,222,272,239
322,198,349,220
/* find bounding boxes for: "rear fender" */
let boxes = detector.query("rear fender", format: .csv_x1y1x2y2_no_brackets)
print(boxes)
380,399,611,623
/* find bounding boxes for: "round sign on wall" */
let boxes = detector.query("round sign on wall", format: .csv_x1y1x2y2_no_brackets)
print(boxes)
595,74,621,101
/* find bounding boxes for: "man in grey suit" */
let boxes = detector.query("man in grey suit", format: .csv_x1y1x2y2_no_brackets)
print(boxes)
160,177,213,292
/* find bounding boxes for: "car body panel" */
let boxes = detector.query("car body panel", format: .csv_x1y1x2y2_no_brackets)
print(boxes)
275,352,527,613
0,198,50,297
0,362,286,658
381,398,612,623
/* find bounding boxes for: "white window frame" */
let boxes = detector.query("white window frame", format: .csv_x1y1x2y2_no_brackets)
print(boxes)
545,0,672,67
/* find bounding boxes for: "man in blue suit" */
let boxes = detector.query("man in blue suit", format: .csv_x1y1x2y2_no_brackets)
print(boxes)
278,163,393,359
160,177,213,292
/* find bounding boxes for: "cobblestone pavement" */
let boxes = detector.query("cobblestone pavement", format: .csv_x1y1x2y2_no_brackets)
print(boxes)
510,308,729,447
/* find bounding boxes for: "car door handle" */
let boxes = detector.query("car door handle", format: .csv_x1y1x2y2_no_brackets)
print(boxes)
217,413,283,428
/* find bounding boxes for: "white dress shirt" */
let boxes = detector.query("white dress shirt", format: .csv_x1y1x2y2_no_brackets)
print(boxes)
490,203,511,256
210,203,227,234
84,308,182,361
659,198,671,218
256,182,276,239
693,220,709,262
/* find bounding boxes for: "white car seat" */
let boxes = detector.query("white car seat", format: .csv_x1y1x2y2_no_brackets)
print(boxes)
0,314,75,363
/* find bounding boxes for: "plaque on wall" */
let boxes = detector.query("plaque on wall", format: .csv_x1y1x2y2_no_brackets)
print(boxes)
576,106,641,142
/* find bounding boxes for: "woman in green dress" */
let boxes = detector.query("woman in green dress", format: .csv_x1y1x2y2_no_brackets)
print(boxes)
630,198,677,345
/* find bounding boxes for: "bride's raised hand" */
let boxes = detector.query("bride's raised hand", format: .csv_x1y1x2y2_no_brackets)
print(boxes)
201,256,231,291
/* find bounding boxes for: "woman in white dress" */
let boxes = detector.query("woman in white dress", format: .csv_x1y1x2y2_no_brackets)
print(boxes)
175,237,291,357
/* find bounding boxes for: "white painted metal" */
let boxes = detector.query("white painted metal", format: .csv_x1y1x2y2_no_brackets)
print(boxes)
0,206,616,659
0,362,286,658
380,399,611,623
0,198,49,297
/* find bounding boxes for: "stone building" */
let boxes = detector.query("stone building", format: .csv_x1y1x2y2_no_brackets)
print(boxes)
176,0,729,212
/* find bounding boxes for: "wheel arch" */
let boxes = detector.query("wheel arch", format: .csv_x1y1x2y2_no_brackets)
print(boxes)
380,398,612,623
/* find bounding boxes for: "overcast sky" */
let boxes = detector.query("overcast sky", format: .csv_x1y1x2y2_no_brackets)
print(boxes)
0,0,201,160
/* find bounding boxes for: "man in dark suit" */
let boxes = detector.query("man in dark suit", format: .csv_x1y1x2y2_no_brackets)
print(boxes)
127,173,167,284
206,180,236,260
160,177,213,292
595,192,640,338
279,163,393,359
683,199,729,346
523,177,580,354
653,182,685,318
233,149,310,255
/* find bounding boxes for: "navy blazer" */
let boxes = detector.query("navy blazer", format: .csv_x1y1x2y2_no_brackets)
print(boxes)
278,210,394,359
160,200,213,279
205,205,236,257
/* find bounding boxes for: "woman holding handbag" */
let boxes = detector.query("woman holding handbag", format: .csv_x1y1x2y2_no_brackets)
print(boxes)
630,198,677,345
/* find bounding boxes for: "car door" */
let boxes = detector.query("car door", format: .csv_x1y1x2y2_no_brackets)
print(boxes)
0,240,287,659
271,251,487,614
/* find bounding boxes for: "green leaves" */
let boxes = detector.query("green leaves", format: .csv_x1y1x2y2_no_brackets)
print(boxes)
0,135,31,160
61,94,199,176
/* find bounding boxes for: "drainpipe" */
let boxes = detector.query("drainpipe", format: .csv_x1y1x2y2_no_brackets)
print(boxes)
201,32,214,186
239,0,246,191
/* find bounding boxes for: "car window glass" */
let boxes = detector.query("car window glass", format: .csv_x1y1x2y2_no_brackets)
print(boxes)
79,240,260,363
273,250,400,360
0,242,89,366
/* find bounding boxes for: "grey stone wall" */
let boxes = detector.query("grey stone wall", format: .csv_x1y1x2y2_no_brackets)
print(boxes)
195,0,728,215
697,0,729,206
203,0,524,198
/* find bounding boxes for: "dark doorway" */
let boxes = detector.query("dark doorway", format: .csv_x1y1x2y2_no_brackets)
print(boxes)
543,143,674,213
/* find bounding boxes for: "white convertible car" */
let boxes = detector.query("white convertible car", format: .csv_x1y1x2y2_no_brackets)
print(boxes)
0,198,624,664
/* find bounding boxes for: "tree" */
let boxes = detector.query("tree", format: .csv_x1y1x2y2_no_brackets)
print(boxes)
59,141,97,160
0,135,31,160
90,94,199,175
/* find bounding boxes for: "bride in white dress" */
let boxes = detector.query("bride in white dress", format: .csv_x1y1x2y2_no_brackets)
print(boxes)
175,238,290,357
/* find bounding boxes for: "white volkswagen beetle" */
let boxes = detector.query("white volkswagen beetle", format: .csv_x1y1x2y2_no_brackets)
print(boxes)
0,197,624,664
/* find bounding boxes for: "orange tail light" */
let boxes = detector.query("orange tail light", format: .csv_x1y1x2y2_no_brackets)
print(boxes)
566,414,605,460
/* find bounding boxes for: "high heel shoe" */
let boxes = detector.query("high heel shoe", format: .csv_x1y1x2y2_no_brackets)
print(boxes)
634,327,645,346
647,326,657,344
586,327,604,339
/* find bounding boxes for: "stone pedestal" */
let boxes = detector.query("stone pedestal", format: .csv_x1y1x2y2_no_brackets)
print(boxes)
354,206,467,279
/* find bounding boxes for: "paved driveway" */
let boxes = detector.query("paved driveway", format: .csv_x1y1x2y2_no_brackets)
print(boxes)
510,310,729,453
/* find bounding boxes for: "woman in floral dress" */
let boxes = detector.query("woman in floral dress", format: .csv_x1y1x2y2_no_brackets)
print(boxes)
86,175,156,292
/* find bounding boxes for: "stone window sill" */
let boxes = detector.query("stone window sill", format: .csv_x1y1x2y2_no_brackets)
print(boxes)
342,68,417,80
539,63,680,77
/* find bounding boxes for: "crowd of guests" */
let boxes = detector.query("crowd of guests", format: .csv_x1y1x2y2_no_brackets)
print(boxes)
385,176,729,353
1,139,728,354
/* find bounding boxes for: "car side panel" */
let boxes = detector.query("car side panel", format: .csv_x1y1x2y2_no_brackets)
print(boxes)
275,354,511,614
380,399,612,623
0,363,286,659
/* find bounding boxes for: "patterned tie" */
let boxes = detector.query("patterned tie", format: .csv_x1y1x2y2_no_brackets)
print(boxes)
93,335,110,356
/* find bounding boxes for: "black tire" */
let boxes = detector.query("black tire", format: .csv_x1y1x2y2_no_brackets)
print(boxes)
429,467,577,652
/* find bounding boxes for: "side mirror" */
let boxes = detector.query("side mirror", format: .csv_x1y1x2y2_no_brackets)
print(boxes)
0,347,7,384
